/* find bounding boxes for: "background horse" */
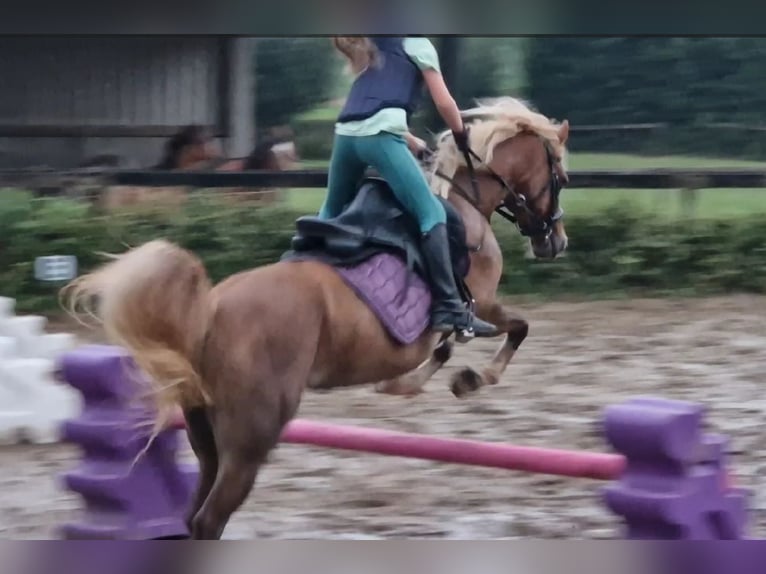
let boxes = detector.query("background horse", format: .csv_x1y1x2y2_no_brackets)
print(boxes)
98,125,299,211
155,124,299,172
212,130,300,205
63,97,570,540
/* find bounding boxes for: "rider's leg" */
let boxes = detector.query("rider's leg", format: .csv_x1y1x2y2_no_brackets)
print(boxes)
357,132,445,234
358,132,498,340
318,134,367,219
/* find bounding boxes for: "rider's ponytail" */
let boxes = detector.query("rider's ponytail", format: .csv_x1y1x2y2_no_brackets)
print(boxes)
332,37,380,75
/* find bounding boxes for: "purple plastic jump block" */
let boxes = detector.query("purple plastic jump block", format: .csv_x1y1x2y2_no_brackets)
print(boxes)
57,345,750,541
58,345,198,540
602,396,750,540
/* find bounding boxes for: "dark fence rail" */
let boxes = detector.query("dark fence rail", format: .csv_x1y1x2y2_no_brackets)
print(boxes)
107,168,766,190
4,168,766,193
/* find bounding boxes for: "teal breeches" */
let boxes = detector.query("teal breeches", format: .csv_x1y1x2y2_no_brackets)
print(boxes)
318,132,446,234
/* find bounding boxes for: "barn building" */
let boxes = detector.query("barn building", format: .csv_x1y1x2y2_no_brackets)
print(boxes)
0,36,255,169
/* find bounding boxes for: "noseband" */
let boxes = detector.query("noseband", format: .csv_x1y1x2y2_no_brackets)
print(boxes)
432,139,564,239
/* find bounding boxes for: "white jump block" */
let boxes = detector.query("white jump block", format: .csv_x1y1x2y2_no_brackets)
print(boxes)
0,296,81,444
27,333,77,361
0,315,47,340
0,337,17,359
0,358,81,445
0,297,14,319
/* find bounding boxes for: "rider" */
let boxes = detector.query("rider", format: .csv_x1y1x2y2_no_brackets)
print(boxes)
319,36,497,341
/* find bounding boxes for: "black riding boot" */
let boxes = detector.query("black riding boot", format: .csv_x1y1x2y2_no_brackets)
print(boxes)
420,223,498,342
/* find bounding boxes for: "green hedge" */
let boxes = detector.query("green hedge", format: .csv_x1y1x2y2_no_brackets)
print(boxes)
291,117,336,161
2,191,765,314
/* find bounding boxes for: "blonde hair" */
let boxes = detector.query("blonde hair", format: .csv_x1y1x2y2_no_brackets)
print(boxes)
332,36,380,75
429,97,568,198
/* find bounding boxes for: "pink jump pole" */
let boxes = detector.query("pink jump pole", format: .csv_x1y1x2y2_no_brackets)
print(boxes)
169,411,624,480
280,419,626,481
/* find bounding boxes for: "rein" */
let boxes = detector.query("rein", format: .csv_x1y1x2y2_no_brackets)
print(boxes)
428,139,564,239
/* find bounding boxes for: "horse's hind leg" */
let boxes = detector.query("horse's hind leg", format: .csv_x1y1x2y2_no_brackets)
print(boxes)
189,409,281,539
451,302,528,398
183,407,218,530
189,380,301,540
375,336,453,396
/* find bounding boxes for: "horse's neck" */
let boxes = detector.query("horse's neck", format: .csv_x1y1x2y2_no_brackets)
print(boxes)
177,146,222,170
448,169,507,220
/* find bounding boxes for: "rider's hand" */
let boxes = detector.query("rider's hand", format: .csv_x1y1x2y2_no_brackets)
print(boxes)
406,133,429,157
452,124,471,154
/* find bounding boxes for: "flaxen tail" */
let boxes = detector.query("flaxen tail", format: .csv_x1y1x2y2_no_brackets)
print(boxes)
61,239,213,430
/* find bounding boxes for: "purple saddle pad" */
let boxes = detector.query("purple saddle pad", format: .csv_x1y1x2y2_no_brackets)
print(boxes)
336,253,431,345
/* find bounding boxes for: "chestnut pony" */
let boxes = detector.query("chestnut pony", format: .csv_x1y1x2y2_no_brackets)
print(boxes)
63,97,570,539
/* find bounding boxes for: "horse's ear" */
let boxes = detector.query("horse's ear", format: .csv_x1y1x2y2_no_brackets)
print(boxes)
558,120,570,144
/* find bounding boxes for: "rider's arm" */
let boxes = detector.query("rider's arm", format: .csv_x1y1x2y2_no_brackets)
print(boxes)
422,69,465,135
402,37,466,135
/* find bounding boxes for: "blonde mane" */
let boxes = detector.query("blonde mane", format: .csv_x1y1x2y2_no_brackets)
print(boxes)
428,97,568,198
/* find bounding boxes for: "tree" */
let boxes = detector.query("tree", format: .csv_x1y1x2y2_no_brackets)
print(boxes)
254,38,337,129
419,37,509,134
525,37,766,156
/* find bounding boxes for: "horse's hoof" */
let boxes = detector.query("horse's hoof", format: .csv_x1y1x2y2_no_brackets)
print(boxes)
450,368,482,398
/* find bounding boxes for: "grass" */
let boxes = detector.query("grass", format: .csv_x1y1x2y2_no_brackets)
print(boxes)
285,152,766,219
293,104,342,122
564,153,766,219
559,188,765,219
566,152,766,170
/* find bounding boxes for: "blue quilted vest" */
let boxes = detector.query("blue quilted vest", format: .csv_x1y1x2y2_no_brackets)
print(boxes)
337,37,425,124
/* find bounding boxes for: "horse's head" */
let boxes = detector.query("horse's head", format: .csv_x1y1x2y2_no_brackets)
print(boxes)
158,125,221,170
243,135,300,171
431,97,570,260
271,140,300,169
269,126,301,168
494,121,569,259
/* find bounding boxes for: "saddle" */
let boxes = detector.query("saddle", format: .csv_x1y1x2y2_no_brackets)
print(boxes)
282,177,471,282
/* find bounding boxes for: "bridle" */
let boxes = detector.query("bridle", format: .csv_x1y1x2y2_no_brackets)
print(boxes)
430,137,565,239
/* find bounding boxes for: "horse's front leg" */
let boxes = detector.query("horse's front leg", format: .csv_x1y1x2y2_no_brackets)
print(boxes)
375,336,453,397
450,301,529,397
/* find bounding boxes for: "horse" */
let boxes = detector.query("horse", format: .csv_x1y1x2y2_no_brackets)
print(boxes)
154,124,299,173
375,97,570,397
211,133,301,205
62,97,570,540
97,125,299,211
